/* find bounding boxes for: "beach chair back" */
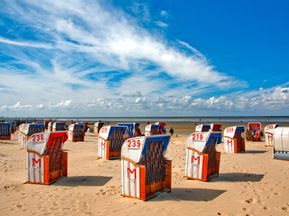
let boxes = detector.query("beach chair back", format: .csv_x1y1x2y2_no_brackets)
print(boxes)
121,135,171,200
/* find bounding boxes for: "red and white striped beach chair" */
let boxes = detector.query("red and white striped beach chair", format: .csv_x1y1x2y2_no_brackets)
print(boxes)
26,131,68,185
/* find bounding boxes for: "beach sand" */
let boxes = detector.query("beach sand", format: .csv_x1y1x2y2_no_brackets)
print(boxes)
1,124,289,216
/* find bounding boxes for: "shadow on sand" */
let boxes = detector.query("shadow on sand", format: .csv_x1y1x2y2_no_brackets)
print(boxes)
54,176,112,187
152,188,226,201
211,173,264,182
241,150,267,154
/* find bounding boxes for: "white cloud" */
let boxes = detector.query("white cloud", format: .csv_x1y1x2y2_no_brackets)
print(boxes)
160,10,168,18
2,85,287,116
0,37,53,49
154,21,168,28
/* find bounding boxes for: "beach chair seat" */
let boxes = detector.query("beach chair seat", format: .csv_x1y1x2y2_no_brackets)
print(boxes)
121,135,171,200
185,131,222,181
273,127,289,160
223,126,245,154
26,131,68,184
98,126,128,159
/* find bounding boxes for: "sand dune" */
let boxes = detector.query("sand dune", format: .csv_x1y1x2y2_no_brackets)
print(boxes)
1,132,289,216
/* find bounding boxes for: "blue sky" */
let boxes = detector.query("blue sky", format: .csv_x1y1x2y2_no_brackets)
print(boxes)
0,0,288,117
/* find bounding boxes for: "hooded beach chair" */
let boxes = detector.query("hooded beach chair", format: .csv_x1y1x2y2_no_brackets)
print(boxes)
98,125,128,159
264,124,278,147
68,123,85,142
94,121,104,135
52,122,67,131
117,123,140,137
272,127,289,160
223,126,245,154
184,129,222,181
26,131,68,184
18,123,45,149
246,122,262,141
0,122,11,140
121,135,172,200
144,124,160,136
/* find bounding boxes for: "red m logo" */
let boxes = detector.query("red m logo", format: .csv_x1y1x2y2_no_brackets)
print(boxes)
32,158,41,168
191,156,200,164
227,138,233,145
127,167,136,179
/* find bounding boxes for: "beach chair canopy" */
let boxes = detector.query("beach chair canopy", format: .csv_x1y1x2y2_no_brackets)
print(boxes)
186,132,222,153
210,123,222,132
19,123,45,136
195,124,211,132
99,126,128,140
264,124,278,133
117,123,140,137
52,122,67,131
27,131,68,155
68,123,84,132
121,134,170,163
273,127,289,152
224,126,245,139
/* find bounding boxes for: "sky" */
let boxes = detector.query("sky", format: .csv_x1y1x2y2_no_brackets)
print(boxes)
0,0,289,117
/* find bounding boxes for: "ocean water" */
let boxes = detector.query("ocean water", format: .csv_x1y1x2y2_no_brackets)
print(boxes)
4,116,289,123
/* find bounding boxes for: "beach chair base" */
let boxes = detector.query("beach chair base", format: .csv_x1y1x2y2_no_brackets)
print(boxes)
0,135,11,140
273,151,289,161
27,151,68,185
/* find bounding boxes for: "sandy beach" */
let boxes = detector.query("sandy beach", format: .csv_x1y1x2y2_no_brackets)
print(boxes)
1,124,289,216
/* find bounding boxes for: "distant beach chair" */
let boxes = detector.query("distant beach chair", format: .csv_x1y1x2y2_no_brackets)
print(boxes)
264,124,278,147
223,126,245,154
121,135,171,200
195,124,211,132
68,123,85,142
0,122,11,140
98,125,128,159
184,128,222,181
52,122,67,132
145,122,166,136
26,131,68,184
246,122,262,141
117,123,140,137
18,123,45,149
94,121,104,135
272,127,289,160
